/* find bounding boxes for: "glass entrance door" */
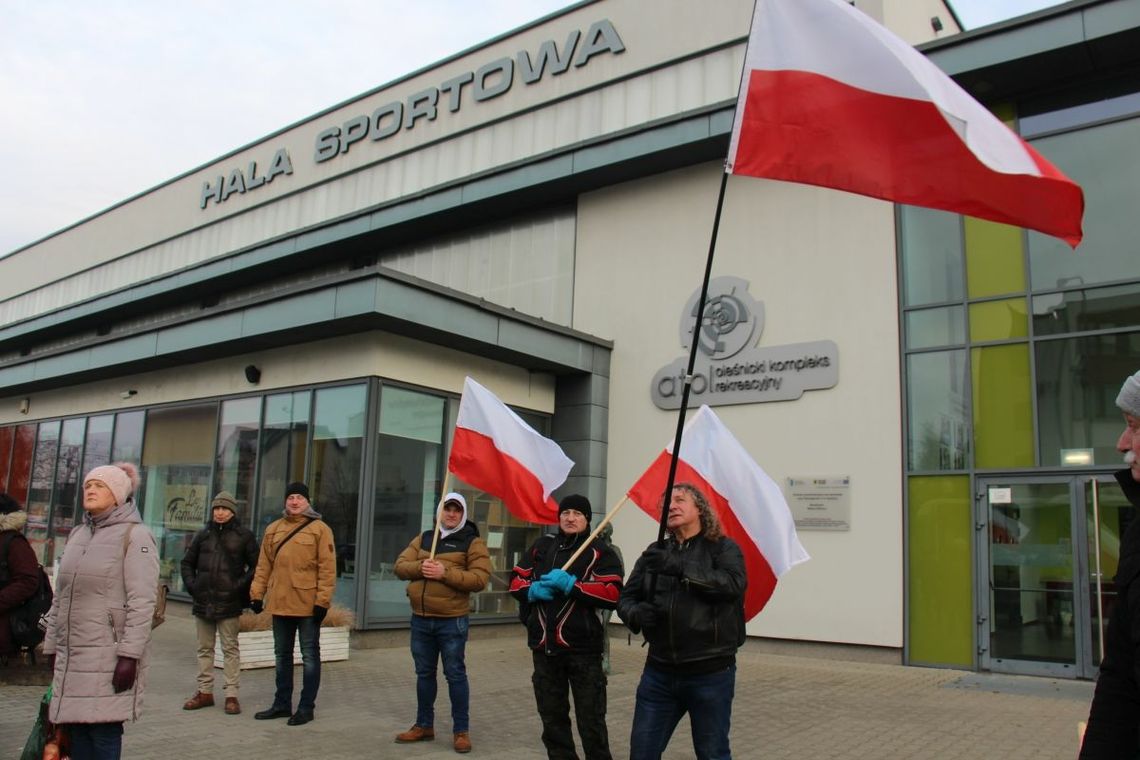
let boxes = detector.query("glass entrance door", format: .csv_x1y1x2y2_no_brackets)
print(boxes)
977,478,1083,677
1083,474,1133,672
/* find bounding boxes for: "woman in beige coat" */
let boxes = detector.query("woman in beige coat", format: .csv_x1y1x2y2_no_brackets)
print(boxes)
42,461,159,760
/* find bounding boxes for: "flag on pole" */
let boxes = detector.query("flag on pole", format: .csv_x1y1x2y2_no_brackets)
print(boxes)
448,376,574,524
727,0,1084,247
627,405,809,621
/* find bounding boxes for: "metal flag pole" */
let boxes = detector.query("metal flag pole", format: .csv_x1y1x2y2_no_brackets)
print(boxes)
655,169,730,544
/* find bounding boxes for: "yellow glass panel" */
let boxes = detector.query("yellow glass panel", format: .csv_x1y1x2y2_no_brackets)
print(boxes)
972,344,1034,468
969,298,1028,342
965,217,1025,298
908,475,972,667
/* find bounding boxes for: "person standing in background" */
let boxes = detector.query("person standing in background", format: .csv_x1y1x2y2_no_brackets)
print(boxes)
0,492,39,664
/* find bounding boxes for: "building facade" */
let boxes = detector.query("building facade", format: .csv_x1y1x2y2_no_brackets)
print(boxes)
0,0,1137,676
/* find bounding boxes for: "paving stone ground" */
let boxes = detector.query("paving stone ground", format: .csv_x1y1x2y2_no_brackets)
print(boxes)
0,602,1094,759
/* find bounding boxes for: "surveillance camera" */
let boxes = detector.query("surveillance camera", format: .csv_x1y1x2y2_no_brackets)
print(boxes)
120,390,138,400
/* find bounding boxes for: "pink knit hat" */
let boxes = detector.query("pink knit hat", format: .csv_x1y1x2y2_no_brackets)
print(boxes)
84,461,141,506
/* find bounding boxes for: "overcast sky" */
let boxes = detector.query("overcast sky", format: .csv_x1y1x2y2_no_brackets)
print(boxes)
0,0,1066,256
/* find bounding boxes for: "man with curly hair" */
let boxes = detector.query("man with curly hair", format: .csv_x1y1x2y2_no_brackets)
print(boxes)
617,483,747,760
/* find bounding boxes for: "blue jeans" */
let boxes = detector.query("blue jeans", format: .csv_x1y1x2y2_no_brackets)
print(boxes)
271,614,321,712
629,663,736,760
66,722,123,760
409,614,470,733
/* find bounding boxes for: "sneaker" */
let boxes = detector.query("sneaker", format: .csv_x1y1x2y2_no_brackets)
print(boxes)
395,725,435,743
224,697,241,715
453,732,472,753
182,692,214,710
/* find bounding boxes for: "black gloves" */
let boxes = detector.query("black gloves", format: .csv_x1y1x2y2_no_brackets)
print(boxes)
249,599,264,614
312,605,328,625
642,546,682,576
112,656,138,693
623,602,660,634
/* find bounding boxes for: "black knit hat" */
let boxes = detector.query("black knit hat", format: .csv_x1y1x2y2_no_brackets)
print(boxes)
558,494,592,524
284,482,310,501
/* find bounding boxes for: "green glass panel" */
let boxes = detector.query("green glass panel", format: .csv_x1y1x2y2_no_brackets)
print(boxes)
972,344,1034,468
968,298,1028,342
905,306,965,349
908,475,972,667
965,218,1025,299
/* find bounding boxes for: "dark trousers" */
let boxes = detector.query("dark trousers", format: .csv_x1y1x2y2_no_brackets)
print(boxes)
66,722,124,760
531,651,612,760
271,614,321,712
629,663,736,760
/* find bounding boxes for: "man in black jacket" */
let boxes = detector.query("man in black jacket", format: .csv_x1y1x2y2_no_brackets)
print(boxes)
510,494,623,760
1080,369,1140,757
618,483,746,760
179,490,259,715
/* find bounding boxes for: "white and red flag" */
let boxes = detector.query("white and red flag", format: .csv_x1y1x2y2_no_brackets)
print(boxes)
627,405,809,621
727,0,1084,246
448,376,573,524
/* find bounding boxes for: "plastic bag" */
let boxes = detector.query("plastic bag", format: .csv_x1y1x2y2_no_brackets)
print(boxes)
19,685,51,760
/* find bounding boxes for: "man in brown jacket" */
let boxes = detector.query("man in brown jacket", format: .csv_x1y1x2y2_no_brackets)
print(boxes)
249,482,336,727
393,492,491,754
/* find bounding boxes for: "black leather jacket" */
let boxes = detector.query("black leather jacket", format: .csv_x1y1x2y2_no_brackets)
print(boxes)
618,533,746,669
180,517,259,621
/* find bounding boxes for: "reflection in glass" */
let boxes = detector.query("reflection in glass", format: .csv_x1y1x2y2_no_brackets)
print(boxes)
1086,478,1133,667
1036,332,1140,466
50,418,86,565
9,425,36,506
906,350,969,471
26,422,59,563
81,415,113,475
1032,282,1140,336
258,391,310,532
988,483,1075,667
0,427,13,492
899,206,964,306
905,306,965,349
1028,117,1140,291
112,410,145,463
213,397,261,526
969,298,1028,342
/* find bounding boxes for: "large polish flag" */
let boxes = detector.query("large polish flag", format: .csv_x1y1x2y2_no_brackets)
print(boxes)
627,406,809,621
448,376,574,524
727,0,1084,247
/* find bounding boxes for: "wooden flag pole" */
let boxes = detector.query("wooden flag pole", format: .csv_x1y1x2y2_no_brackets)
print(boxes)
561,496,630,570
428,472,455,560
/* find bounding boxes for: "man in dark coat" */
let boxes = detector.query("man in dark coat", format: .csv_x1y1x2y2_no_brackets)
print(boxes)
0,492,39,662
179,490,259,715
510,494,624,760
1080,369,1140,757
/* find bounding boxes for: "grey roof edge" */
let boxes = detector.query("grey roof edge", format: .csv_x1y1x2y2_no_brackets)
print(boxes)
921,0,1127,53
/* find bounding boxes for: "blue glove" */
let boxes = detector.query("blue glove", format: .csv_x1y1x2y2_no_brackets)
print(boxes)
528,580,555,601
543,568,577,595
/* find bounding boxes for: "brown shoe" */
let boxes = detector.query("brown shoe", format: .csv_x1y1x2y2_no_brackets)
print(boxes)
395,725,435,743
224,697,241,715
182,692,214,710
453,732,472,753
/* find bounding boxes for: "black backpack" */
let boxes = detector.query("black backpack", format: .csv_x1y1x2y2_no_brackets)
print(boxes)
0,532,54,649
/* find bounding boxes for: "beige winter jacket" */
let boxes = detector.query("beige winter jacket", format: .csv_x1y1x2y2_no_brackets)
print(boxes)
250,514,336,616
43,500,159,724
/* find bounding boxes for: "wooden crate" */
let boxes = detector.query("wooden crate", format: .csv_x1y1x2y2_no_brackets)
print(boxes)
213,627,350,670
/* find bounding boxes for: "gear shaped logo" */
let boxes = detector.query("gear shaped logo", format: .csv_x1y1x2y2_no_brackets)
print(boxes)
680,277,762,360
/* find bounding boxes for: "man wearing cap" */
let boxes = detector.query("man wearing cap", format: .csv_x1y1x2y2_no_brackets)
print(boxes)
179,491,259,715
394,492,491,754
249,482,336,727
1080,371,1140,757
509,494,624,760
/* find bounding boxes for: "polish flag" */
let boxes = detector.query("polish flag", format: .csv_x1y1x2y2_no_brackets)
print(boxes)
627,406,809,621
448,376,574,524
727,0,1084,247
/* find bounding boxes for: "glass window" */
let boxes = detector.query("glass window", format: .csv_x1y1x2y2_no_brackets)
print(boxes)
368,386,446,623
965,218,1025,299
112,410,145,463
906,351,969,472
9,424,36,506
82,415,113,475
972,344,1034,469
213,397,261,526
312,384,366,610
0,426,13,493
1032,282,1140,337
1027,117,1140,291
257,391,310,532
899,206,964,306
141,404,219,594
49,418,85,565
968,298,1028,342
26,421,59,563
905,306,965,349
1036,332,1140,467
